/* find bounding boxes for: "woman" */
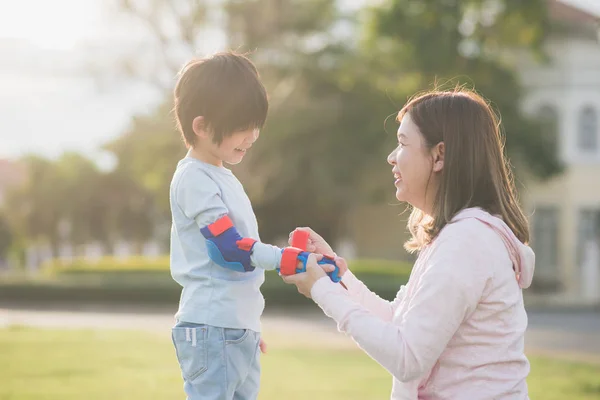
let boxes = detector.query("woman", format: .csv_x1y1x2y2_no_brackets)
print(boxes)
283,89,535,399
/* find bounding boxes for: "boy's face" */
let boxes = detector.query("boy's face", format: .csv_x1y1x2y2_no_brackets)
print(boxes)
216,128,260,165
209,129,260,165
191,116,260,167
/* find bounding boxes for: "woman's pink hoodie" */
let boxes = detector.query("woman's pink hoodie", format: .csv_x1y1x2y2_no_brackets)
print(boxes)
311,208,535,399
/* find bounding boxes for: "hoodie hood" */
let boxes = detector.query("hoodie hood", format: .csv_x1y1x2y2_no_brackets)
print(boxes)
452,208,535,289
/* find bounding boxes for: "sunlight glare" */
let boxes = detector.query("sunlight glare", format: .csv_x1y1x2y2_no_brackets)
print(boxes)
0,0,95,50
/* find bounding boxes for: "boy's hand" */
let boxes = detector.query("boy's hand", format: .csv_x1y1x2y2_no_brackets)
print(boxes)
289,228,336,258
259,337,267,354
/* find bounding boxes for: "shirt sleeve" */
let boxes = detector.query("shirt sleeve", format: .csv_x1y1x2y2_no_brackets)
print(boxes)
176,167,281,270
310,227,491,382
176,166,229,226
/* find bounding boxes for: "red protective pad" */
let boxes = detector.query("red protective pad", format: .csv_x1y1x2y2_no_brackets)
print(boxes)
236,238,257,251
291,230,309,250
207,215,234,236
280,247,302,275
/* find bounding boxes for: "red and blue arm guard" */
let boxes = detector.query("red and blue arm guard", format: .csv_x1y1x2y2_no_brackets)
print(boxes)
200,215,257,273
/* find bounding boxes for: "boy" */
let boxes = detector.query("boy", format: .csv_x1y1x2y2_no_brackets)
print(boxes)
169,52,340,400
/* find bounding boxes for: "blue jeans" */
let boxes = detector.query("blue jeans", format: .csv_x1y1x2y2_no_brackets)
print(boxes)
171,321,261,400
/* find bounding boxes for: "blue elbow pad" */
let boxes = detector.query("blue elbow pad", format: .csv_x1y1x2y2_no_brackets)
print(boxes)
200,215,257,272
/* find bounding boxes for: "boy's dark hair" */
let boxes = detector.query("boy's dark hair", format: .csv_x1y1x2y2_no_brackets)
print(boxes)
173,51,268,147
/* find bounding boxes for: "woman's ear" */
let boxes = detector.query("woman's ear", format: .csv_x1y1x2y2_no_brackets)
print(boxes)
432,142,444,173
192,116,209,139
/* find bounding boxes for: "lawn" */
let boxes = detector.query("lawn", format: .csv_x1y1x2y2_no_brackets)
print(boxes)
1,326,599,399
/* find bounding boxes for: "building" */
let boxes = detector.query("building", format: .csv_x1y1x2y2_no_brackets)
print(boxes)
518,0,600,304
349,0,600,306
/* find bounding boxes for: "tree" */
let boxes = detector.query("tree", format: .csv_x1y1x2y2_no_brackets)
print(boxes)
363,0,561,178
4,152,156,257
104,0,356,240
93,0,213,92
0,212,13,264
4,155,64,256
104,102,184,217
101,0,562,244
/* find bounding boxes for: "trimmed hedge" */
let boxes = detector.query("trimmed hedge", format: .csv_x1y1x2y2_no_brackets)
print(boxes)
40,256,172,274
2,258,412,308
41,257,411,276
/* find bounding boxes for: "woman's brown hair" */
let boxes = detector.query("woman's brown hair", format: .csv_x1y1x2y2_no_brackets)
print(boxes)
399,88,529,252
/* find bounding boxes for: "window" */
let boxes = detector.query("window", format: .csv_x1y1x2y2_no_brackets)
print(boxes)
578,106,598,152
532,207,559,278
537,105,559,156
577,209,600,267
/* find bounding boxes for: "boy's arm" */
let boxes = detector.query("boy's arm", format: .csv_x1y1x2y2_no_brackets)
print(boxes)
178,167,340,279
200,214,281,272
176,167,281,272
201,216,341,282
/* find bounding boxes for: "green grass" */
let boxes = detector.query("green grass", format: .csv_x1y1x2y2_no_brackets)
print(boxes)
1,326,599,400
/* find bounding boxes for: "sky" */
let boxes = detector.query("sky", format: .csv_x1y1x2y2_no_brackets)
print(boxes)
0,0,165,168
0,0,599,166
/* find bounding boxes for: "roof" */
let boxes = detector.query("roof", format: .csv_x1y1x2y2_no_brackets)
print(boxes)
0,159,26,190
550,0,600,25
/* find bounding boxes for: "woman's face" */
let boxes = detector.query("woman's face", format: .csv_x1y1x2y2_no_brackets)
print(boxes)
387,112,443,213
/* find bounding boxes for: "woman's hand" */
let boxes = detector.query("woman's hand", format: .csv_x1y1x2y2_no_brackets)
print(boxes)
282,254,349,297
289,227,336,257
282,253,326,298
288,228,349,280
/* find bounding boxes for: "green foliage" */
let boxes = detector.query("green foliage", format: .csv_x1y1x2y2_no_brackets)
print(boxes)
0,212,12,259
103,102,185,217
363,0,561,178
3,153,156,256
5,0,564,252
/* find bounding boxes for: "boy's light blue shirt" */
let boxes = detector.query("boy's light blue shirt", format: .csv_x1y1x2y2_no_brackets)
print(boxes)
169,156,266,332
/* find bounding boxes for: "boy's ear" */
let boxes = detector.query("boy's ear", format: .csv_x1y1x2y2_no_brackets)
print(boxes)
192,116,209,139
